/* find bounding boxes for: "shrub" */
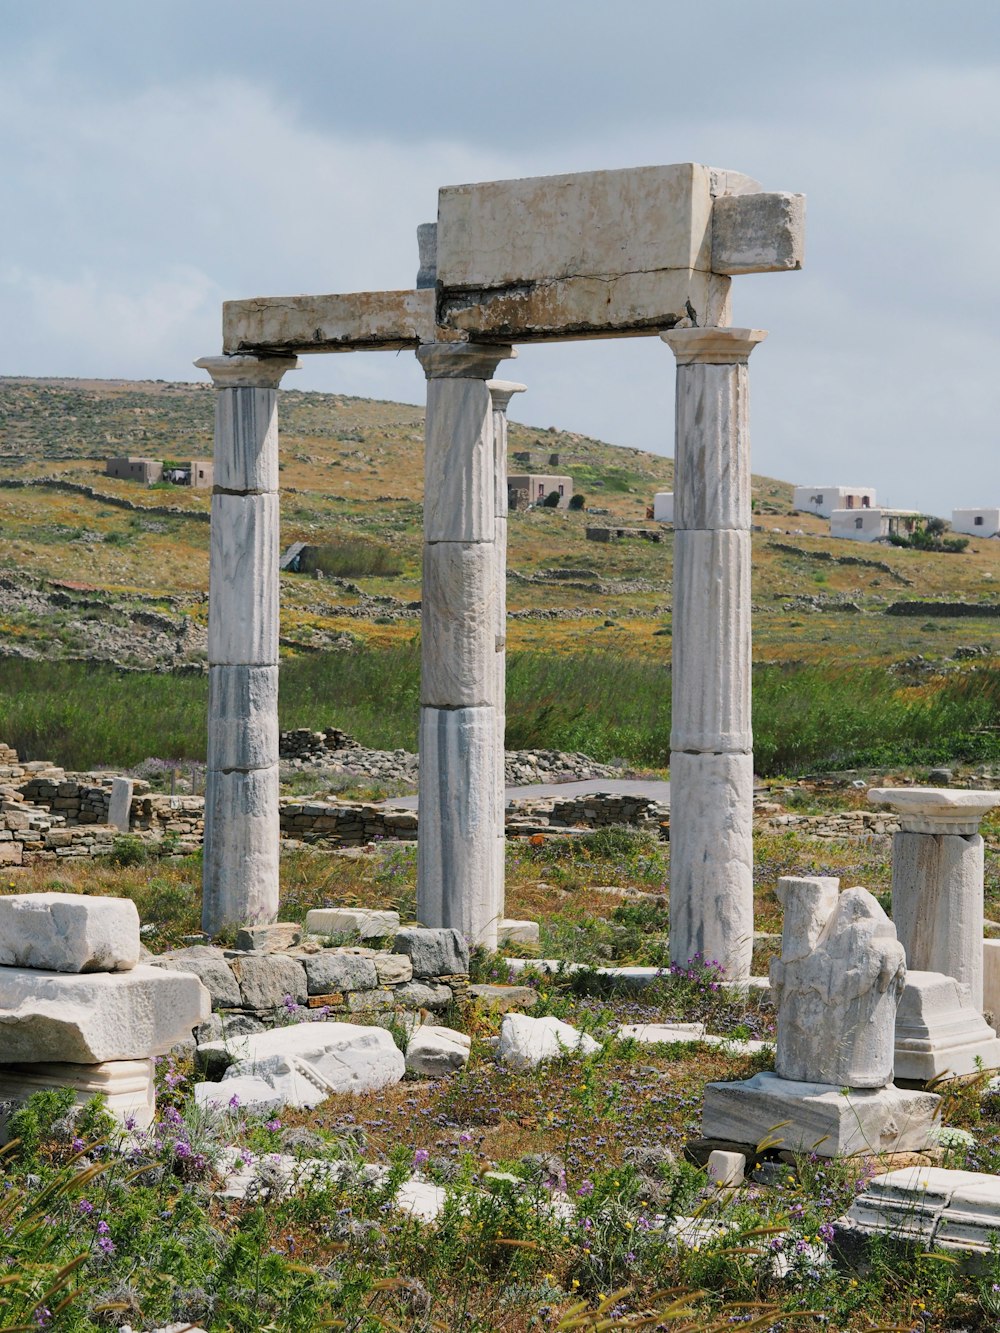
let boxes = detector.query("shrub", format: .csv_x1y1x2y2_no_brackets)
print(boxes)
542,491,561,507
298,539,402,578
568,493,585,510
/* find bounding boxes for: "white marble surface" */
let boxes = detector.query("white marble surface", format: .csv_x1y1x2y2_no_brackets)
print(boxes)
0,965,209,1063
711,191,805,274
420,541,496,707
840,1167,1000,1264
222,289,438,355
0,891,140,973
894,970,1000,1081
498,1012,601,1070
207,665,279,772
304,907,400,939
421,374,497,544
207,492,279,667
212,386,280,493
672,362,751,531
868,787,1000,834
202,765,280,935
405,1024,471,1076
107,777,134,833
0,1059,155,1131
204,1021,405,1101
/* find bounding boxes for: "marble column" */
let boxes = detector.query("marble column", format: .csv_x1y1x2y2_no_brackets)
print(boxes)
416,342,514,951
660,327,766,979
487,379,526,924
195,353,298,936
869,788,1000,1011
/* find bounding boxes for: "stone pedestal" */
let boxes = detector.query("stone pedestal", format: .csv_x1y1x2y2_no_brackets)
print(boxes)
416,344,513,951
0,1059,156,1133
195,353,299,937
107,777,134,832
869,788,1000,1011
661,327,765,980
894,971,1000,1081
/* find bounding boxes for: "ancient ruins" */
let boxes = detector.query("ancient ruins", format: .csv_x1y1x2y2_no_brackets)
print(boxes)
198,162,806,969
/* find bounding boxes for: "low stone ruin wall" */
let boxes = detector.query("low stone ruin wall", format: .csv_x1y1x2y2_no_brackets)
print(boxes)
280,800,418,844
506,792,670,835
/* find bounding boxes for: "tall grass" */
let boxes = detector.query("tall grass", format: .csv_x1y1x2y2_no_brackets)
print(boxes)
299,538,402,578
0,652,997,775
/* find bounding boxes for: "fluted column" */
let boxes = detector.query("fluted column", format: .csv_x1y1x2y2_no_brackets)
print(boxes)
487,379,526,923
416,342,514,950
195,353,298,936
660,327,766,979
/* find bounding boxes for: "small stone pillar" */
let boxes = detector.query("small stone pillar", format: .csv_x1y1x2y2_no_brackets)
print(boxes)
486,379,526,922
660,327,766,979
869,788,1000,1011
416,342,513,950
195,353,299,936
107,777,134,832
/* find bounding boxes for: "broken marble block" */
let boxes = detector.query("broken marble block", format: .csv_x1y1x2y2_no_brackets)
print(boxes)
702,1071,940,1157
497,919,540,948
0,964,210,1063
894,971,1000,1082
0,892,140,973
393,927,469,978
304,908,400,941
498,1013,601,1071
0,1059,156,1131
195,1021,405,1109
405,1024,471,1076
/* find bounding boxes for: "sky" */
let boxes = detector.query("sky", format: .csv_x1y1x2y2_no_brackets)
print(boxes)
2,1,999,516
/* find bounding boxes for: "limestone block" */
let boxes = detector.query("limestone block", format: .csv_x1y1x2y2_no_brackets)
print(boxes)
417,707,500,949
707,1150,746,1187
890,830,984,1009
233,922,301,953
667,751,754,978
772,882,905,1088
231,953,307,1008
0,1059,155,1132
373,953,412,985
212,386,279,492
469,983,538,1011
148,945,243,1009
497,920,540,947
405,1024,472,1076
207,666,279,772
107,778,134,832
393,927,469,978
202,766,280,935
422,375,495,543
0,965,210,1063
207,492,279,667
223,289,438,356
0,892,140,973
393,981,453,1010
837,1167,1000,1265
670,530,751,752
498,1013,601,1070
304,908,400,940
303,951,379,996
416,221,437,289
201,1021,405,1101
421,542,496,706
0,843,22,866
436,163,745,339
711,191,805,274
672,362,751,531
894,971,1000,1081
194,1073,283,1113
702,1071,940,1157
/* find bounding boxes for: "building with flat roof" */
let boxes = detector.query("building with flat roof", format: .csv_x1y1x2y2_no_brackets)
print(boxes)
507,473,573,510
794,485,876,518
952,508,1000,537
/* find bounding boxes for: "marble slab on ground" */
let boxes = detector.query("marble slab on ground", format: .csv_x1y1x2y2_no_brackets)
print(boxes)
702,1070,940,1157
895,971,1000,1081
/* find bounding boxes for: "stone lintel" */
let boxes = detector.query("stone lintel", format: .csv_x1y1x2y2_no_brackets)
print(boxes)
195,354,299,389
869,787,1000,835
222,289,443,356
418,343,514,381
661,326,768,365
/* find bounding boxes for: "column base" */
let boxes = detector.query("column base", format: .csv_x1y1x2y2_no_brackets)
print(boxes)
0,1058,155,1135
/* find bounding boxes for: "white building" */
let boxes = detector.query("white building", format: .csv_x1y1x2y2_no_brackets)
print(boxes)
952,508,1000,537
830,507,923,543
653,491,674,523
793,485,876,518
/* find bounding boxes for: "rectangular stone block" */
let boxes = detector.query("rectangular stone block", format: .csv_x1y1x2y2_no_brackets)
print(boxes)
208,492,279,666
984,939,1000,1027
423,376,495,542
214,386,279,492
436,163,740,340
711,191,805,274
421,542,496,707
304,908,400,940
894,970,1000,1081
0,842,22,866
703,1071,940,1157
673,363,751,530
417,706,500,950
670,530,751,753
0,892,140,973
0,1059,156,1134
207,665,279,772
202,766,280,934
107,777,134,832
0,965,210,1063
223,288,437,355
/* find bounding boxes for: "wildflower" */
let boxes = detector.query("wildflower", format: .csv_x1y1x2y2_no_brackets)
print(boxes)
97,1236,115,1256
228,1094,241,1109
174,1140,192,1159
413,1148,430,1167
265,1118,282,1132
77,1199,94,1215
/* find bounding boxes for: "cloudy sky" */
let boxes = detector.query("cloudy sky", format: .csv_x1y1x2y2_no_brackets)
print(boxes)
3,2,998,515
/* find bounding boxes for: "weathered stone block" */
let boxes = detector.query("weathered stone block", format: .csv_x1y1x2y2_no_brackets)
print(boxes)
393,927,469,978
894,971,1000,1081
207,666,279,772
672,362,751,531
421,542,496,707
233,922,301,953
223,289,438,356
405,1024,471,1076
393,981,453,1011
711,191,805,274
497,919,540,947
304,951,378,996
0,1059,156,1133
207,492,279,667
498,1012,601,1070
202,766,280,935
304,908,400,940
231,953,307,1009
149,946,243,1010
213,385,280,492
422,373,496,543
0,965,210,1063
107,778,134,832
373,953,412,985
0,892,140,973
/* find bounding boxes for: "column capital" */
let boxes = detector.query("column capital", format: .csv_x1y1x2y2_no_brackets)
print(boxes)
417,342,514,381
869,787,1000,835
195,354,300,389
486,380,527,412
660,327,767,365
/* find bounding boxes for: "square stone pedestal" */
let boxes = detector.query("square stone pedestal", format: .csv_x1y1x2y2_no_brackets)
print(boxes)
702,1071,940,1157
0,1059,155,1135
895,971,1000,1082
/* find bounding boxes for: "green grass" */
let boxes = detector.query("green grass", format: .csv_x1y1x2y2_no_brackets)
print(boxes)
299,538,403,578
